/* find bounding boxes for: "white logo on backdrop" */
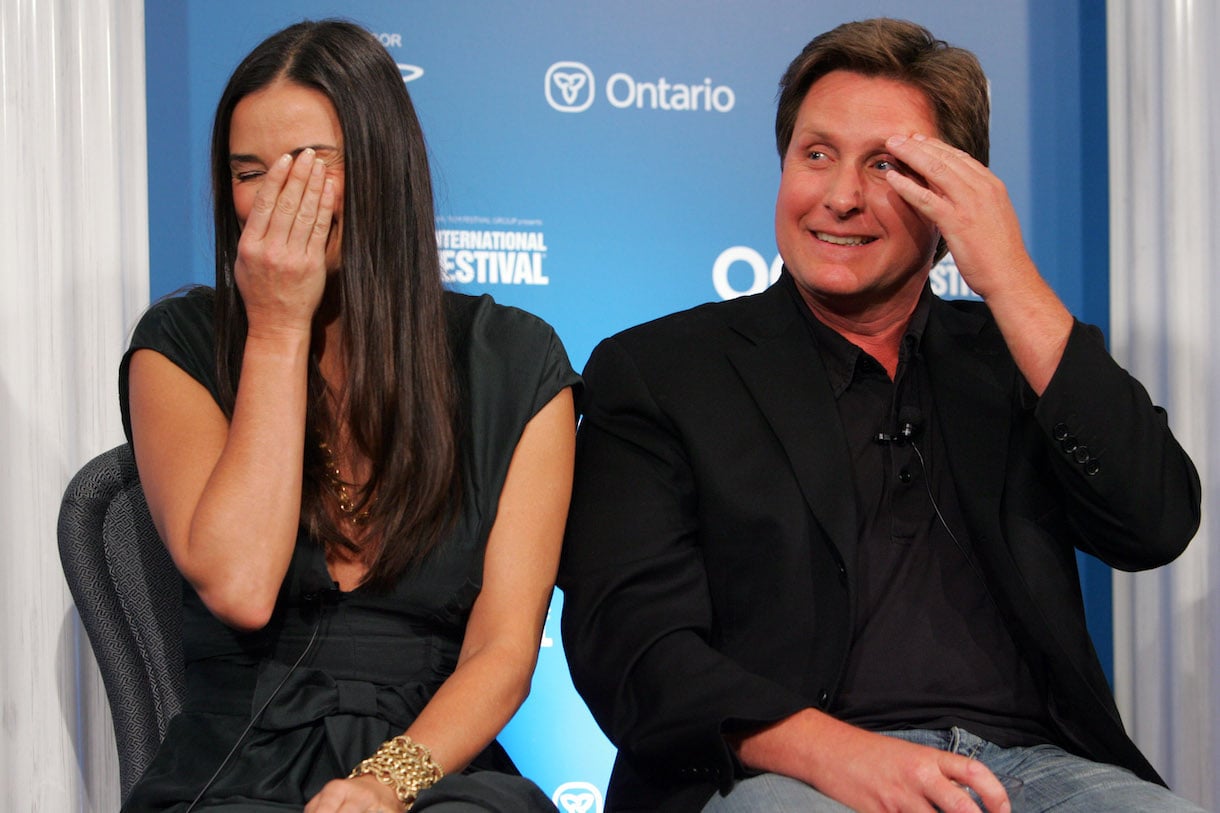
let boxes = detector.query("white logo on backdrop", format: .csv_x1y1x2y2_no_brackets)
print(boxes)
546,61,596,112
928,255,980,299
546,61,735,113
540,607,554,648
437,227,550,286
373,33,424,84
710,247,979,301
553,781,604,813
398,63,425,83
713,246,783,300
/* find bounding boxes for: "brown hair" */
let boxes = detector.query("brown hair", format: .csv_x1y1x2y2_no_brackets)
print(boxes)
211,20,460,589
776,18,989,165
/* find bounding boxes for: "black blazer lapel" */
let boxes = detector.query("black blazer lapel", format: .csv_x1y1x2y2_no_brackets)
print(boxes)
724,283,859,572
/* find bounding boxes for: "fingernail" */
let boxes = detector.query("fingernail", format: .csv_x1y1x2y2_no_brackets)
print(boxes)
278,153,292,166
912,133,928,142
887,135,908,147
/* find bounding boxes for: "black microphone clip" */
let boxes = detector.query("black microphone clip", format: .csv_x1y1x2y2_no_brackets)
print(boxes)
874,418,919,446
303,581,341,608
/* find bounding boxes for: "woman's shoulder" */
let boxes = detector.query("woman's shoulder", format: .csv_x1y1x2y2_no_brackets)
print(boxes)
126,286,218,380
443,290,560,351
131,286,217,350
120,286,221,440
442,289,579,414
443,290,574,378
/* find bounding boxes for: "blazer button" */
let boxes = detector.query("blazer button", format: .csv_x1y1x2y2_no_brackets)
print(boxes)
898,468,912,483
1052,422,1070,441
1073,446,1090,464
1060,435,1079,453
817,690,831,708
1084,459,1101,476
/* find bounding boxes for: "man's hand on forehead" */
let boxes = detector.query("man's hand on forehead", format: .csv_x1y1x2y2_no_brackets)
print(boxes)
882,132,1031,301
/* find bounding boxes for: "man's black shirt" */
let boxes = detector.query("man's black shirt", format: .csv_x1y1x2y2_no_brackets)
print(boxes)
786,274,1055,747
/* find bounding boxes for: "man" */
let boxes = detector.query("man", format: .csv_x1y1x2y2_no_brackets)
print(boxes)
558,18,1202,813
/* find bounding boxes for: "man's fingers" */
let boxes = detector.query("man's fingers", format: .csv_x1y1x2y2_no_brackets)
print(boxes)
887,133,985,192
943,756,1009,813
885,167,945,221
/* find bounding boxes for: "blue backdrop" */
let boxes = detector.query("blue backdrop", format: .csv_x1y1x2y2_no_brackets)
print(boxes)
144,2,1110,808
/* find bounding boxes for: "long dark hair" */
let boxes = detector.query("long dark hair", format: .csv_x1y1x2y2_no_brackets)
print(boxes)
210,20,460,588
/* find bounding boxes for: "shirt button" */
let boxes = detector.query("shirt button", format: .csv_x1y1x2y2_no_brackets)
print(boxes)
898,468,912,483
817,690,831,709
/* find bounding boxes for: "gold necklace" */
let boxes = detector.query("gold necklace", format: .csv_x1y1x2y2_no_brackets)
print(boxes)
318,440,372,524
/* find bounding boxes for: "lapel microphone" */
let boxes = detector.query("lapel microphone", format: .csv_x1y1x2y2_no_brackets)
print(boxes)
874,407,923,445
303,581,341,608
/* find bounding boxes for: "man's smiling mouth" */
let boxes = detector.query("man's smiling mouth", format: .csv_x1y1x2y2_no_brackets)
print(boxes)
815,232,877,246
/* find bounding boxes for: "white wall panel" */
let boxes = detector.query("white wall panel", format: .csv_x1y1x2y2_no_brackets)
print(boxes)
0,0,148,809
1109,0,1217,808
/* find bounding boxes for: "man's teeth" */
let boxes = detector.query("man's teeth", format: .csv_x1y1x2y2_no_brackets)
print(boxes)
816,232,875,246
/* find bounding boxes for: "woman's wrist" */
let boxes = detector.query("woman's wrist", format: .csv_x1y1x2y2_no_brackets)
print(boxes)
348,734,444,810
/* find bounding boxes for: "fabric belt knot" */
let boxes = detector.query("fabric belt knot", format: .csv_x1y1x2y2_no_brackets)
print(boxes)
336,678,378,717
252,661,428,732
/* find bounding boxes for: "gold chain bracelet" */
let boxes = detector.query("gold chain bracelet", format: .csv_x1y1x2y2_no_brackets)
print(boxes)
349,734,444,809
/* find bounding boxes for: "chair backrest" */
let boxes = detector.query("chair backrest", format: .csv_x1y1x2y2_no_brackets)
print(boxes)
58,443,184,802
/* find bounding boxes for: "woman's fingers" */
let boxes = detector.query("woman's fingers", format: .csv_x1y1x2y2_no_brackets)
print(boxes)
308,176,338,262
252,149,333,264
243,148,328,249
242,152,293,241
264,148,319,245
303,777,404,813
234,149,334,327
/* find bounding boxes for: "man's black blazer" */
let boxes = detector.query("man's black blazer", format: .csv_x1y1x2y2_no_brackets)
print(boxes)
558,277,1200,812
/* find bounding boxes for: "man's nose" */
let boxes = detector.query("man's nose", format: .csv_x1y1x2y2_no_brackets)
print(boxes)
824,167,864,217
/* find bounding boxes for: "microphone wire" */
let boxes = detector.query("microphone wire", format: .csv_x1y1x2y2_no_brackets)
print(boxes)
183,591,332,813
909,438,1001,606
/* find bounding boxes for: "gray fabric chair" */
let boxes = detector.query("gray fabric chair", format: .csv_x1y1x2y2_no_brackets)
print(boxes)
58,443,184,802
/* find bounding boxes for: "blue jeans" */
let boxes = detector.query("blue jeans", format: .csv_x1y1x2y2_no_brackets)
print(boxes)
701,727,1204,812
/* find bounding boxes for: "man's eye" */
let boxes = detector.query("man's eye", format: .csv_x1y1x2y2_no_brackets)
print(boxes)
808,150,827,161
874,159,894,171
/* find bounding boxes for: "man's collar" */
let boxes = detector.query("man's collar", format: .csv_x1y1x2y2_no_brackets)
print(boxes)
782,270,932,396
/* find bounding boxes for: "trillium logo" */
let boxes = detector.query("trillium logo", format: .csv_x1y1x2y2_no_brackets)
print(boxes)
545,61,596,112
398,63,424,83
552,781,603,813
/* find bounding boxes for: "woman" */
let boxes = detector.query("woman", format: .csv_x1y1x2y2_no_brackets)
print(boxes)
120,20,577,812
